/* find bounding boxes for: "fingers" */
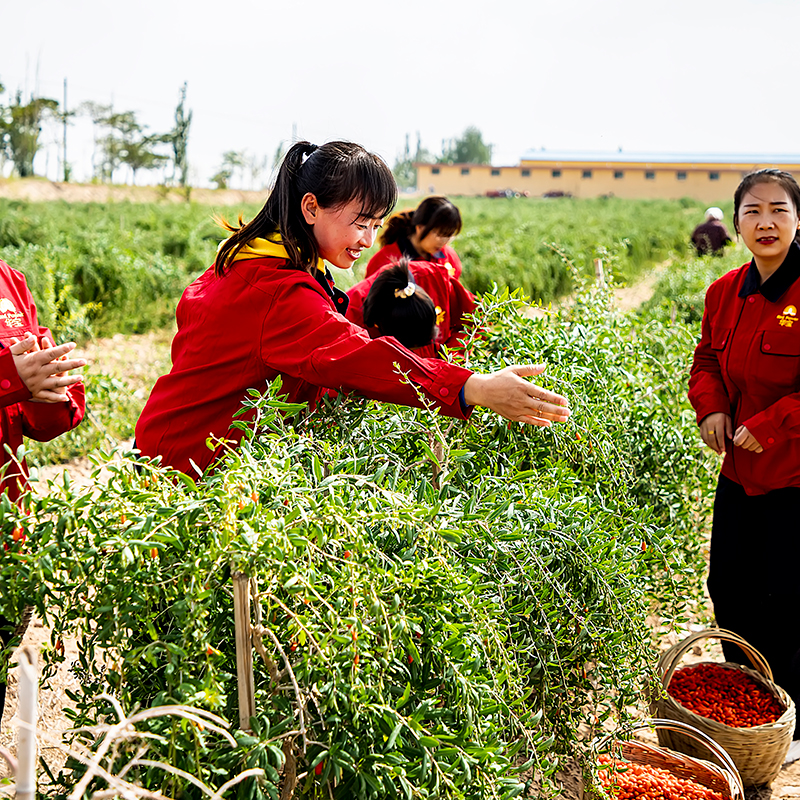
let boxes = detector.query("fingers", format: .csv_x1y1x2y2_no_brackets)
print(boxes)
509,363,547,378
8,334,38,355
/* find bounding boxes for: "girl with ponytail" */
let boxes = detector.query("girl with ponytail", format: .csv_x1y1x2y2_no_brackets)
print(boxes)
359,258,438,354
136,141,570,476
347,256,474,357
366,196,464,279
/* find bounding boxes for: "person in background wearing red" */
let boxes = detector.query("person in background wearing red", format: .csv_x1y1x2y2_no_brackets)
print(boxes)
355,260,438,356
365,196,464,280
691,207,733,256
136,141,570,477
688,169,800,762
0,257,87,726
347,256,474,358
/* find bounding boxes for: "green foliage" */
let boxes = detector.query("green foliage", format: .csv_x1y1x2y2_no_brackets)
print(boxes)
0,199,222,337
0,91,60,178
440,127,492,165
170,82,193,190
0,196,725,338
1,280,715,798
642,250,743,325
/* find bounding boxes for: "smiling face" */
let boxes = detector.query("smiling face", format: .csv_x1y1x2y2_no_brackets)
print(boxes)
301,194,383,270
737,181,800,275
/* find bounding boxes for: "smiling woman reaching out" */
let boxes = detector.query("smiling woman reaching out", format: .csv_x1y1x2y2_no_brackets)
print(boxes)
135,141,570,476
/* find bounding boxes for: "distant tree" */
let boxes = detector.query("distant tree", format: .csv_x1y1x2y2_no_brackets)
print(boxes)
81,101,114,180
210,167,232,190
220,150,246,189
170,82,192,188
245,152,268,190
0,90,60,177
122,137,169,185
440,126,492,165
84,107,168,184
393,132,436,190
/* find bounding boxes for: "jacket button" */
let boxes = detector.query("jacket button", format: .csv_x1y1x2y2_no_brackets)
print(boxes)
439,387,449,397
767,437,775,445
0,379,10,390
748,296,755,303
764,344,771,351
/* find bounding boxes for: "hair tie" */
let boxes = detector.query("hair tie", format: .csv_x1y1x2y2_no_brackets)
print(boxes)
301,144,319,165
394,274,417,299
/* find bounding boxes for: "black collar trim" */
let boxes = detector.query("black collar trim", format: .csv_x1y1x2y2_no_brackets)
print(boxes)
738,241,800,302
313,266,350,314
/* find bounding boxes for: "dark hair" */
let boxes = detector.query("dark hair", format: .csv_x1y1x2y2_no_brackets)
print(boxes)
378,196,462,247
215,141,397,276
733,169,800,234
362,259,437,349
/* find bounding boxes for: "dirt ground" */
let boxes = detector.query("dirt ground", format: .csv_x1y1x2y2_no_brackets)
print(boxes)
1,264,799,796
0,176,267,206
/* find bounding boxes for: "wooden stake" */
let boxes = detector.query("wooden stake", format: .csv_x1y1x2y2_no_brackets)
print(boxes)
594,258,606,288
16,646,37,800
233,572,256,731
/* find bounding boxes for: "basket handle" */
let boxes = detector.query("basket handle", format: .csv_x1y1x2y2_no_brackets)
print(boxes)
595,717,744,800
658,627,773,687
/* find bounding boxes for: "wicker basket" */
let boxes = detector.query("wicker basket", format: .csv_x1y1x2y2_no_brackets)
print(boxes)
588,718,744,800
650,627,795,786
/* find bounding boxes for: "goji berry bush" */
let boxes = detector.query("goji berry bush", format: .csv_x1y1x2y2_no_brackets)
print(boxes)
0,279,716,799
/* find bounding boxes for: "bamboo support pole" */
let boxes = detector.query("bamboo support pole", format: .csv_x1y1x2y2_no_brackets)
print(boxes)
233,572,256,731
16,646,37,800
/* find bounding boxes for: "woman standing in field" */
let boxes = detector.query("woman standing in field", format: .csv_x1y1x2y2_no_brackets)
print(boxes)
365,196,465,280
135,141,570,476
689,168,800,752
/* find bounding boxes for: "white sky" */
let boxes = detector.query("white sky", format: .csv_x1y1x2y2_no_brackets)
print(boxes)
1,0,797,188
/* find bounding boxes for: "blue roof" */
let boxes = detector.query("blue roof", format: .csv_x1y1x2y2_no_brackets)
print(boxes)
520,150,800,165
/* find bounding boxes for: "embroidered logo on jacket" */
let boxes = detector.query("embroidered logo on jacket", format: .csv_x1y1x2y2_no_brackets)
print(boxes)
0,298,24,329
445,262,455,277
777,305,798,328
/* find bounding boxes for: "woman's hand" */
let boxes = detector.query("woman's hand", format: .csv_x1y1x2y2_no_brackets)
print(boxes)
699,412,732,454
733,425,763,453
9,333,86,403
463,364,570,427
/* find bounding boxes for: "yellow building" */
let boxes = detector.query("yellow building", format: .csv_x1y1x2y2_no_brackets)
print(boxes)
415,152,800,203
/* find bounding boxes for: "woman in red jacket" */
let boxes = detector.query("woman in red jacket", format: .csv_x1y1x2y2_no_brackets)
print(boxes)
0,257,87,726
689,169,800,746
136,141,570,477
365,196,464,280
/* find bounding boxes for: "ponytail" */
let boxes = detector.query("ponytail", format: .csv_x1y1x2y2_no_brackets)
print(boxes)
378,210,415,247
377,196,462,251
215,141,397,277
363,258,437,349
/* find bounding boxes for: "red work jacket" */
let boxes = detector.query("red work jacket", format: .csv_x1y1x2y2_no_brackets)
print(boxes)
688,245,800,495
346,259,476,357
0,260,86,503
135,256,474,476
366,241,463,280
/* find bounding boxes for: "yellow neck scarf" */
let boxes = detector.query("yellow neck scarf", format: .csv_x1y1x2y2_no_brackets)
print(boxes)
220,235,325,271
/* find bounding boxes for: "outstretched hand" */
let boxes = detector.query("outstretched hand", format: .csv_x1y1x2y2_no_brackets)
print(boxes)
463,364,570,427
9,333,87,403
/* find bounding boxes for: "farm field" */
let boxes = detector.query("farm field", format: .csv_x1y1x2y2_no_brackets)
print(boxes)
0,184,792,799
